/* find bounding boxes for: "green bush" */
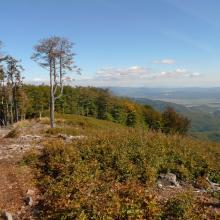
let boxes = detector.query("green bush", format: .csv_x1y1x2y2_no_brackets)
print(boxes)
162,191,201,220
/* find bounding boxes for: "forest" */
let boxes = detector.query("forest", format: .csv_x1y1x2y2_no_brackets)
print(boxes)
0,82,191,135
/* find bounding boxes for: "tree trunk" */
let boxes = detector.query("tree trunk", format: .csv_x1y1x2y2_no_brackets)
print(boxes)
5,100,8,126
49,59,55,128
10,100,13,124
13,86,19,122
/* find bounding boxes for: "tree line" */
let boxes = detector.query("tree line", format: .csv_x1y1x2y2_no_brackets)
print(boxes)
24,85,190,134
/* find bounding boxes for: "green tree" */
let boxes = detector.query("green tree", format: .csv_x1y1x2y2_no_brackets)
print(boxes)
97,94,108,120
126,110,137,127
143,105,161,130
162,107,191,134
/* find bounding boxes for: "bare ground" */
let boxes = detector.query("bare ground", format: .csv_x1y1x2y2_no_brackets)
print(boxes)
0,125,41,220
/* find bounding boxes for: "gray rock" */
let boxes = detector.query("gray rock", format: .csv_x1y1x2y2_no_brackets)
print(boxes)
24,196,33,206
2,211,13,220
58,134,86,142
206,177,220,192
158,173,180,187
20,135,42,141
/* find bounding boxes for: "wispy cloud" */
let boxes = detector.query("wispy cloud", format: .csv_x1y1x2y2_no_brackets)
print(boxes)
163,0,220,30
153,68,201,79
154,59,175,65
25,65,202,87
96,66,151,79
73,65,202,87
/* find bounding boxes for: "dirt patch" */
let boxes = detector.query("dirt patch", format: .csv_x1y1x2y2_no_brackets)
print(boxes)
0,124,43,219
0,160,37,218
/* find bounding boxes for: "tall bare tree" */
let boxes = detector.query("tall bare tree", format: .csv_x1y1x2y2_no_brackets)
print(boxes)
0,54,25,125
6,56,24,123
32,36,80,128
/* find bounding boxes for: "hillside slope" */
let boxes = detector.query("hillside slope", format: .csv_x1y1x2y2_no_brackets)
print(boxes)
1,114,218,219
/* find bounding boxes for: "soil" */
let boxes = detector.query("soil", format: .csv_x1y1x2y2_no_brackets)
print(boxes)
0,127,39,220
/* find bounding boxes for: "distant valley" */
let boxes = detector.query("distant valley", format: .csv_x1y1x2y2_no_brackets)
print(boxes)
111,87,220,142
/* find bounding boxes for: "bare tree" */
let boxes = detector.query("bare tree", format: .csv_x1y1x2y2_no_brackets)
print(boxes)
0,55,24,125
32,36,80,128
6,56,24,123
0,42,25,125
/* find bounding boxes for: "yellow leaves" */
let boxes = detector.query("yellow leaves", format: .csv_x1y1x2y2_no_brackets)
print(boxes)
123,101,137,112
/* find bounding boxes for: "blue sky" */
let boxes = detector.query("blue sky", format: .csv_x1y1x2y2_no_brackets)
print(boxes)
0,0,220,87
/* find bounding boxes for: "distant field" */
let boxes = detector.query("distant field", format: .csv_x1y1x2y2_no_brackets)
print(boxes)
152,98,220,107
110,87,220,108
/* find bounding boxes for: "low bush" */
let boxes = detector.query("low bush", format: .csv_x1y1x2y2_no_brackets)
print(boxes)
5,128,21,138
162,191,201,220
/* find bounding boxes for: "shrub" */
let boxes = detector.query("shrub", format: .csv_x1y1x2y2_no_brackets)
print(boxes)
126,110,137,127
162,107,191,135
5,128,21,138
25,115,220,219
195,176,211,190
162,191,201,220
46,127,63,135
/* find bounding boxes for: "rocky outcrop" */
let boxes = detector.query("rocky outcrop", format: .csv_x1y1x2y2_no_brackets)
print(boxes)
57,134,87,142
157,173,180,188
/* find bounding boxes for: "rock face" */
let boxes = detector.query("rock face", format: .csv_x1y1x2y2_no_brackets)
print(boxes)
157,173,180,188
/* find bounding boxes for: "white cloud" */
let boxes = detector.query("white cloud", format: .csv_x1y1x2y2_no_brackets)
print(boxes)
72,66,202,87
96,66,151,80
154,59,175,65
24,65,202,87
154,68,201,79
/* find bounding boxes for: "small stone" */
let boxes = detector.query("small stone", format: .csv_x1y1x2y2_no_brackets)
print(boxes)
24,196,33,206
157,182,163,189
2,211,13,220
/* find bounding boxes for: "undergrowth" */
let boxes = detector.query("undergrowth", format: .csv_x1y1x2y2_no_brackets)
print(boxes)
24,114,220,219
